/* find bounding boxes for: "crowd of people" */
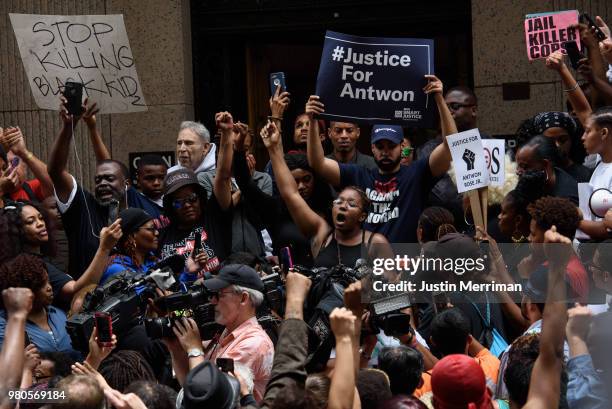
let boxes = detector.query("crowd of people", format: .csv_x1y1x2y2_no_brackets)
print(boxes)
0,14,612,409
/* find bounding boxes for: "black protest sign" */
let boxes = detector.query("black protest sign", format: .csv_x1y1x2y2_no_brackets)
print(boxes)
315,31,434,126
10,14,147,114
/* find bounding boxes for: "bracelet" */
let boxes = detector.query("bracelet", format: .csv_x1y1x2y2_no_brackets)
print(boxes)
25,151,33,160
563,83,579,92
268,115,283,121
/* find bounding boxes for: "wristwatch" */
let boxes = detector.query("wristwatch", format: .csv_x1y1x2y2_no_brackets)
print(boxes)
187,348,204,358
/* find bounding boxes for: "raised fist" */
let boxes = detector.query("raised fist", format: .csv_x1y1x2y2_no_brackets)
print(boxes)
462,148,476,171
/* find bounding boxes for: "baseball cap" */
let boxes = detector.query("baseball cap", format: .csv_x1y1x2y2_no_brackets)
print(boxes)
431,354,491,409
119,208,153,236
162,169,207,212
371,125,404,145
203,263,264,292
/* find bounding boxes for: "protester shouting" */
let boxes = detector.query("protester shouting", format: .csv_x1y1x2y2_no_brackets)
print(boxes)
305,75,455,243
261,120,393,269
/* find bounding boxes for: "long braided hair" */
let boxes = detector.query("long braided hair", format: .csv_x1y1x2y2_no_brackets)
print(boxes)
98,350,155,393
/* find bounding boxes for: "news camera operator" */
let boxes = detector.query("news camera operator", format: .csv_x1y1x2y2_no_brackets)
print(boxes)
162,264,273,402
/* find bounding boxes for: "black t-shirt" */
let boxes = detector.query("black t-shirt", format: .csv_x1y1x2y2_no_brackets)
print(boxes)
339,157,436,243
159,194,231,276
564,163,592,184
59,185,108,279
552,167,579,204
43,257,73,311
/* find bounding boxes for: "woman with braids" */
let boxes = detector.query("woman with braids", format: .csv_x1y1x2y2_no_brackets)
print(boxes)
416,206,456,244
514,135,579,204
0,254,80,359
0,202,121,310
102,208,159,284
260,120,393,269
579,107,612,240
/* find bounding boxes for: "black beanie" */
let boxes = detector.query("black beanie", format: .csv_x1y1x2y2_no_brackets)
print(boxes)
119,208,153,236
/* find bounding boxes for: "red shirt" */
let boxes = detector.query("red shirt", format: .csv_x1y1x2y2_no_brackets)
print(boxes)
9,179,46,202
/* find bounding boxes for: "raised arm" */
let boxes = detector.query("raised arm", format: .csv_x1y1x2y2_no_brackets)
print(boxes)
2,127,54,198
427,75,455,177
545,51,593,127
261,121,330,249
328,307,357,409
213,112,236,211
305,96,341,187
82,99,111,161
269,85,291,134
0,288,33,409
48,98,81,202
59,220,122,301
523,226,569,409
576,23,609,106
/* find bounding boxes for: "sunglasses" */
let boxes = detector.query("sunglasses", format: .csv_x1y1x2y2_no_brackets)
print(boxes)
172,192,199,209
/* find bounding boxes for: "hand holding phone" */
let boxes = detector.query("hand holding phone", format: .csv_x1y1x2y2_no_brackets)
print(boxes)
63,82,84,117
216,357,234,373
563,41,584,69
581,13,607,42
94,312,113,347
280,246,293,275
269,72,287,96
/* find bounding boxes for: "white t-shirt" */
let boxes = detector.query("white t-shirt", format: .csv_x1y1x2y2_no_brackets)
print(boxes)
589,161,612,220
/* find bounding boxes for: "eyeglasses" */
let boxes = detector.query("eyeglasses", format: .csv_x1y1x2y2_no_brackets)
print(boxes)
210,289,237,300
332,198,361,209
446,102,475,111
172,193,199,209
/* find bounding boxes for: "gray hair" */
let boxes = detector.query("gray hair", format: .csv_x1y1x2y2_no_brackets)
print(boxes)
179,120,210,143
232,285,264,308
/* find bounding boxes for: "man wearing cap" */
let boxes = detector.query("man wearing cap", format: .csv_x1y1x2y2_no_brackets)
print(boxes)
304,75,454,243
168,264,273,402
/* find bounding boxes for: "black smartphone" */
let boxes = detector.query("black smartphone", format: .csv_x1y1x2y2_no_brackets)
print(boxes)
107,199,119,226
216,357,234,373
563,41,584,70
269,72,287,96
63,81,84,116
280,246,293,275
581,13,607,42
94,312,113,347
193,231,202,257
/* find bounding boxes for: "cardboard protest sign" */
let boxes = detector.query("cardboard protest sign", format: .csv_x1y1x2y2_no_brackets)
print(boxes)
446,129,489,194
524,10,580,60
315,31,434,126
482,139,505,187
10,14,147,114
128,151,175,185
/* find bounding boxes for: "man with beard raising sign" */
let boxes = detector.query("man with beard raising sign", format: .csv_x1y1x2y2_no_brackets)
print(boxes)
306,75,455,243
48,98,131,279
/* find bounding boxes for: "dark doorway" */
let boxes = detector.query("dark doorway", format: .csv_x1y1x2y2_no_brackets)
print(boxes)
191,0,472,167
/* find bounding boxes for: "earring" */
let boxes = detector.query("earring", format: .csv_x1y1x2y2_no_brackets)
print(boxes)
464,208,474,227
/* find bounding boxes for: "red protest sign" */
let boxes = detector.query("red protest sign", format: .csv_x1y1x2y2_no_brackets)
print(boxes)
524,10,580,60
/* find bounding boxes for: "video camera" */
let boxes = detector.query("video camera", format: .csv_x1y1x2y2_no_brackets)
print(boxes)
67,272,160,352
66,255,184,352
144,282,223,341
368,292,413,337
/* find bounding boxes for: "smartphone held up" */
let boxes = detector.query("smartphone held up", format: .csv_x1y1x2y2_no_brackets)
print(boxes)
94,312,114,347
